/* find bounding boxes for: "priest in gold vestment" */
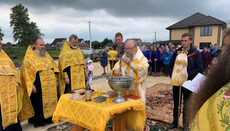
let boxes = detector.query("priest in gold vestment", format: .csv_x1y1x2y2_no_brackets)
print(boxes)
0,38,23,130
20,38,59,128
58,34,87,95
112,40,149,131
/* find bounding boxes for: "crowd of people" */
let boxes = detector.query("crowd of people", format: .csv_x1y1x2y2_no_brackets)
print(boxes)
1,28,230,131
96,36,223,79
141,43,224,77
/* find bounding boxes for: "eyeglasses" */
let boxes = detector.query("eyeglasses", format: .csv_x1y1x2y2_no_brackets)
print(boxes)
125,46,134,50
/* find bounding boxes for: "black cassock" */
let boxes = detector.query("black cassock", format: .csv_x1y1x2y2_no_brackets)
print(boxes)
63,66,71,93
28,72,52,127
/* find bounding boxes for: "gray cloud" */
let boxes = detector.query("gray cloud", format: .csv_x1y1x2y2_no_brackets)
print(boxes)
1,0,223,19
0,0,229,44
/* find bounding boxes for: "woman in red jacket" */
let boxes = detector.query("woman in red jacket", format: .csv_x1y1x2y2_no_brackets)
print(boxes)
201,47,211,72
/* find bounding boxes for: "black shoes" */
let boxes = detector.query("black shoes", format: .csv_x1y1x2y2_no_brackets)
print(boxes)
166,123,177,129
34,124,39,128
101,73,106,75
34,123,44,128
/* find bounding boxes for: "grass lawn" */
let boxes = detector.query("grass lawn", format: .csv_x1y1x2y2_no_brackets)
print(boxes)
3,47,90,64
3,47,60,64
3,47,27,63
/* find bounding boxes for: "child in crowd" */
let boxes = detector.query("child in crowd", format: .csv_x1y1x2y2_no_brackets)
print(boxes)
204,57,218,75
87,59,94,85
209,57,218,69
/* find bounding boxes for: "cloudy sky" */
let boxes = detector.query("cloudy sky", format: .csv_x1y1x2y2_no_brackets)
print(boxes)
0,0,229,44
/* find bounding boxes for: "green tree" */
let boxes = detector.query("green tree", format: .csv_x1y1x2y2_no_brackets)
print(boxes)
6,42,12,45
0,27,4,40
10,4,43,46
92,41,101,49
84,40,90,44
101,37,113,47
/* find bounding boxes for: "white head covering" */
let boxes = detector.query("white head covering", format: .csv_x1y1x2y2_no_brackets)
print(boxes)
88,59,92,63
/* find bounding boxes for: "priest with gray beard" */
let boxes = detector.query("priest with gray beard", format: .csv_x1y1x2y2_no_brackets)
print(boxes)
34,46,46,56
20,38,59,128
112,40,149,130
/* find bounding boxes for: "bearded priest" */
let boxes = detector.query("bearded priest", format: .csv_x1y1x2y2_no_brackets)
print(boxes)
20,38,59,128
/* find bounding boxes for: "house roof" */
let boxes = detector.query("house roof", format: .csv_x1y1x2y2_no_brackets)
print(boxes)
138,42,152,47
166,12,226,30
105,42,115,47
51,38,66,45
78,43,89,47
153,40,181,45
78,38,84,43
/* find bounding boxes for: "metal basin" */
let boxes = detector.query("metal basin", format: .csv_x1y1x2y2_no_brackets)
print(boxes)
108,76,134,103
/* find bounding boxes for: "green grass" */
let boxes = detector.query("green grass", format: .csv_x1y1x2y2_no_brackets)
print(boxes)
2,47,27,63
3,47,61,64
46,49,60,56
2,47,89,64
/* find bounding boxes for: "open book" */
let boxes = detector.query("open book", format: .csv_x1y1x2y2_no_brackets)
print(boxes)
182,73,207,93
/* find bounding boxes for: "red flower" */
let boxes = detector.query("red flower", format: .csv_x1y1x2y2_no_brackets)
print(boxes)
223,88,230,99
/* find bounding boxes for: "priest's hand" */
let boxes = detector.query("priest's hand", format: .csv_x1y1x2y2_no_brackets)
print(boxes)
85,73,88,80
32,85,37,93
65,77,70,84
122,57,131,65
114,69,122,76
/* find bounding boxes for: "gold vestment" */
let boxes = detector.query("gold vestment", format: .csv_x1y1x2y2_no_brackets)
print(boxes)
58,41,87,96
0,50,23,129
20,45,59,119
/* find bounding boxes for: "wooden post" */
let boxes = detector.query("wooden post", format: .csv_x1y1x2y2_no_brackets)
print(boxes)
177,85,182,130
71,125,84,131
113,113,126,131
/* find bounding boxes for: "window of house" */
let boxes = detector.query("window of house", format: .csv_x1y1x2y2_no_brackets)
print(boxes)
200,26,212,36
200,42,211,49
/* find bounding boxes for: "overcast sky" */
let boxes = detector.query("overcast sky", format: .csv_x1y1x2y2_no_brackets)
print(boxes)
0,0,229,44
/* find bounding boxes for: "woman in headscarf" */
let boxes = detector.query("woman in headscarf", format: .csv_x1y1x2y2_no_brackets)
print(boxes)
151,46,161,76
100,48,108,75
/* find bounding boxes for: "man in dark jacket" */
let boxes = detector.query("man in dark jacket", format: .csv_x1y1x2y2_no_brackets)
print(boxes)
112,32,125,58
109,32,125,69
167,33,203,130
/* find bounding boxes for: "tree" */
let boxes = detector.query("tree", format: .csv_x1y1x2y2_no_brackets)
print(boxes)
10,4,43,46
101,38,113,47
84,40,90,45
0,27,4,40
6,42,12,45
92,41,101,49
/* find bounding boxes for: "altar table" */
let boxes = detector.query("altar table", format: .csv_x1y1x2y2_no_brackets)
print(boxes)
52,93,145,131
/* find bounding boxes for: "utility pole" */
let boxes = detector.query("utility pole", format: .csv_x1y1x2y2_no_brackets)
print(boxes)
89,21,92,50
155,31,157,42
